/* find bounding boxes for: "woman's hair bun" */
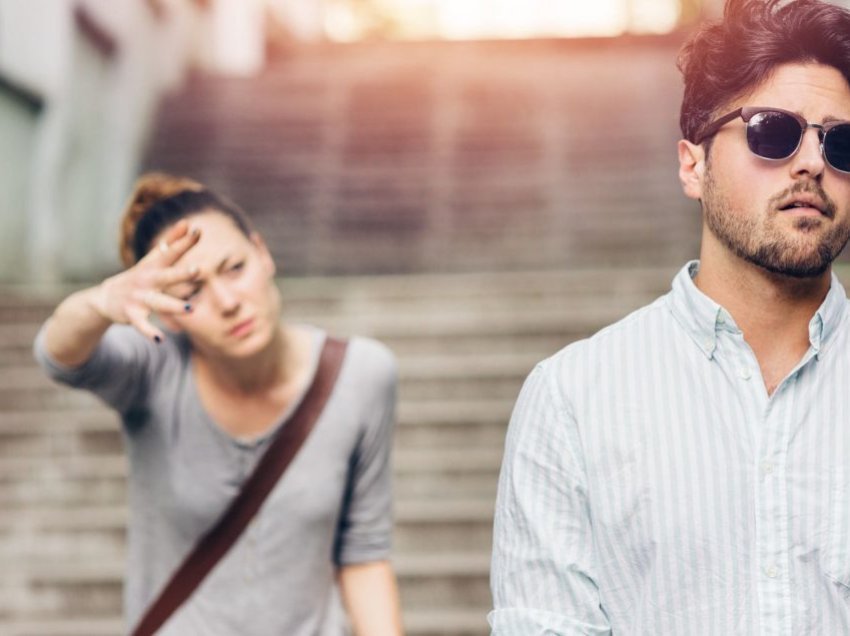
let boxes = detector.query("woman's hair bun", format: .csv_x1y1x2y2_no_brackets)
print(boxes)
119,172,204,267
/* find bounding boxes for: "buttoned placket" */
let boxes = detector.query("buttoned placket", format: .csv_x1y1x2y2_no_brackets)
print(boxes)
754,385,793,636
666,263,844,634
713,314,820,636
755,340,817,636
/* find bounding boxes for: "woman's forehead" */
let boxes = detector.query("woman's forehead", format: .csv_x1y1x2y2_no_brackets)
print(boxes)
168,212,252,269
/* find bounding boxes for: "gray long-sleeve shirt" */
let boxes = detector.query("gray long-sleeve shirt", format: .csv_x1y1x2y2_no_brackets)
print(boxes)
34,323,397,635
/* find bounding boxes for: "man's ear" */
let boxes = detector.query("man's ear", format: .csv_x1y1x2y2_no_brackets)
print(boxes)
251,232,277,277
678,139,706,201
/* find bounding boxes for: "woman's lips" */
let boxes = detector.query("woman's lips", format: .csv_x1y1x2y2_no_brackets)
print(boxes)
229,318,255,337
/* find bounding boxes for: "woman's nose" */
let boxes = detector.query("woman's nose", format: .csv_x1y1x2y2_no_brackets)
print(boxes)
209,279,240,314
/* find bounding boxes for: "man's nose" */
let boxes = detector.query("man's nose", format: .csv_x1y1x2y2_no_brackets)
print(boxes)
790,126,826,179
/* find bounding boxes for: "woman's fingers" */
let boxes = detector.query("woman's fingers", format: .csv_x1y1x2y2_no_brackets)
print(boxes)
159,223,202,267
154,263,200,289
135,289,192,316
124,284,192,343
162,219,191,244
139,220,187,264
126,305,164,344
122,221,201,339
138,220,201,267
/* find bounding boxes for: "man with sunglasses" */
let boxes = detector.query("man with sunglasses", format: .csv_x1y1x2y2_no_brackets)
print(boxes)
490,0,850,634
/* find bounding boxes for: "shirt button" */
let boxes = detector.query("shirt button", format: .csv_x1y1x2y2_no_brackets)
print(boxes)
764,565,779,579
739,367,752,380
761,460,775,476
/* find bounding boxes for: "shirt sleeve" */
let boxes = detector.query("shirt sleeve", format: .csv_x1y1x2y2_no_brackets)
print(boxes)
489,360,612,635
32,322,156,416
334,338,398,566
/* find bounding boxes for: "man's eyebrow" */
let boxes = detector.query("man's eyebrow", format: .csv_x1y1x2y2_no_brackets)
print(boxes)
822,114,850,124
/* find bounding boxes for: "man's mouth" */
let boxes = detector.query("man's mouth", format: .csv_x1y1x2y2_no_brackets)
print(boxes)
778,197,829,217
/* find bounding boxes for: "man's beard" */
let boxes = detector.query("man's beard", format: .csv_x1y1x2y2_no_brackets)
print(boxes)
701,167,850,278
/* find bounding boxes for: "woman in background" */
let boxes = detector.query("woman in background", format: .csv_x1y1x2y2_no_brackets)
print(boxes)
33,173,403,635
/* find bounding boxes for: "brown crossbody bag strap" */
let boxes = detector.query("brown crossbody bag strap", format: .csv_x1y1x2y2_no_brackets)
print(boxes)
131,337,349,636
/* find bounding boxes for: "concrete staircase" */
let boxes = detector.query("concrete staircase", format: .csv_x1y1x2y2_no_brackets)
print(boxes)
143,37,703,277
0,266,676,635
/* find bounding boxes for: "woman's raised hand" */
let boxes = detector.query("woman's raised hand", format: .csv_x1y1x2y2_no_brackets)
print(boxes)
92,220,202,343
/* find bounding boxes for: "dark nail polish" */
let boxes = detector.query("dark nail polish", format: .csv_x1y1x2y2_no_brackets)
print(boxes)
154,335,162,343
184,304,192,313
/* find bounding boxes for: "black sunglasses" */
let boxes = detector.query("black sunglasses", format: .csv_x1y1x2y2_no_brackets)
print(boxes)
694,106,850,174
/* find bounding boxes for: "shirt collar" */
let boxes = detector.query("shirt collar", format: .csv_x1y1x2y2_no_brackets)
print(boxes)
811,270,848,357
667,260,848,360
668,261,724,359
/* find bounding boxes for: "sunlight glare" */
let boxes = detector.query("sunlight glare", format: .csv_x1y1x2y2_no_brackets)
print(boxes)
440,0,629,39
324,0,681,41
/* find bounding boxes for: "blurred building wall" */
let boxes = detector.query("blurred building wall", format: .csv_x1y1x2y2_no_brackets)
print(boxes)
0,0,207,284
268,0,325,42
194,0,267,75
0,0,273,285
4,0,850,285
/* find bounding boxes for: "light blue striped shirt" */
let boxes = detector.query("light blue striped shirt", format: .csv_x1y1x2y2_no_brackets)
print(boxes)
490,261,850,635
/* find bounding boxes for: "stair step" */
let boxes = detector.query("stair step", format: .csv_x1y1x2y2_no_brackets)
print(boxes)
0,265,695,630
404,609,489,636
0,498,496,560
0,400,514,432
0,410,116,433
0,468,500,509
0,618,125,636
0,395,509,448
0,497,495,533
0,453,502,512
0,455,127,480
0,446,499,477
0,266,673,301
398,552,492,609
0,613,490,636
0,400,513,444
0,612,490,636
1,551,491,618
0,477,127,508
1,351,540,387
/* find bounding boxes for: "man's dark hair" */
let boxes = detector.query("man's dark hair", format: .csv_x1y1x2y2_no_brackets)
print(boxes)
678,0,850,145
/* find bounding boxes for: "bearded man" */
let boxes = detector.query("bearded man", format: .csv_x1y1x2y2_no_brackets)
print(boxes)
489,0,850,633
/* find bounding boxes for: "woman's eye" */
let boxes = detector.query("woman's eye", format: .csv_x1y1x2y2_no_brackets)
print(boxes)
229,262,245,273
182,288,201,301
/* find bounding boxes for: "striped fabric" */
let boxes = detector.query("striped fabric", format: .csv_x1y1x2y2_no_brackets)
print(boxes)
489,261,850,635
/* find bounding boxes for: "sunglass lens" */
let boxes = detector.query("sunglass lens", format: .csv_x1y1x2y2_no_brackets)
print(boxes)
747,111,801,159
825,124,850,172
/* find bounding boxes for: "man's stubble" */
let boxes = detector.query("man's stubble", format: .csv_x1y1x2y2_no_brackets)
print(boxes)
701,161,850,278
